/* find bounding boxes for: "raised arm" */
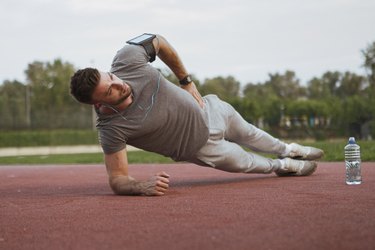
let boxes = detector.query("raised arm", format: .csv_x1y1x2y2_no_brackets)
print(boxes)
152,34,204,108
105,148,170,196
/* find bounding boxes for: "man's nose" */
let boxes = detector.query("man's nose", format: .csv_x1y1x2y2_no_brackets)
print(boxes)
112,82,124,88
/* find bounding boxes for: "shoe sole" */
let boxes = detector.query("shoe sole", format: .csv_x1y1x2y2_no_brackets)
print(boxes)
276,161,318,177
281,150,324,161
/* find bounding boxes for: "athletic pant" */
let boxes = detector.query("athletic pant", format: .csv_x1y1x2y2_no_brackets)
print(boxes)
189,95,284,174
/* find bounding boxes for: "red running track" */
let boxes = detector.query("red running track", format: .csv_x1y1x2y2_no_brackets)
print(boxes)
0,162,374,250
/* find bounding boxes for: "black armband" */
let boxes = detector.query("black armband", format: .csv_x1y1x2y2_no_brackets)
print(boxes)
126,33,157,62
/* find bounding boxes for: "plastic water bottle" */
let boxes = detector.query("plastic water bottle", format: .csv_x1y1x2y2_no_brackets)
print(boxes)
344,137,362,185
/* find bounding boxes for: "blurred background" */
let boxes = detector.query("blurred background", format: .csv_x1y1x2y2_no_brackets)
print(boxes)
1,0,375,149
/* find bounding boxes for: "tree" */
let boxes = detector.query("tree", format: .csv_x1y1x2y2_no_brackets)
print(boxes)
265,70,305,100
307,71,341,99
243,82,278,101
229,97,260,124
24,59,91,128
336,72,366,98
340,96,373,138
361,41,375,135
362,41,375,89
0,80,27,129
200,76,240,102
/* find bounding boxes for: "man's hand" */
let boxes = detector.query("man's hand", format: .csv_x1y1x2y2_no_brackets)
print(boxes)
105,148,170,196
109,172,170,196
139,172,170,196
181,82,205,108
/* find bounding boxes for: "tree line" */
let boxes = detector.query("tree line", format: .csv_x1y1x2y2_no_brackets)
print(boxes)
1,42,374,140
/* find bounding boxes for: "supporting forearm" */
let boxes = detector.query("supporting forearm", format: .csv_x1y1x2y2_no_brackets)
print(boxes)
109,175,143,195
109,173,170,196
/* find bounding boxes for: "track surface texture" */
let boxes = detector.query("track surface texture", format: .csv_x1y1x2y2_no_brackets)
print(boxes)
1,162,374,250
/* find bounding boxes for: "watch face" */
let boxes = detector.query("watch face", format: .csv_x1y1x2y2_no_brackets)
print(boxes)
186,76,192,82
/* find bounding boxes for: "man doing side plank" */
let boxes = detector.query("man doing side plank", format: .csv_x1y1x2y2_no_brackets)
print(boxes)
70,33,324,196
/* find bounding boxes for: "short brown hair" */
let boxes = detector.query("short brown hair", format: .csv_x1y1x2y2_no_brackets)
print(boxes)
70,68,100,104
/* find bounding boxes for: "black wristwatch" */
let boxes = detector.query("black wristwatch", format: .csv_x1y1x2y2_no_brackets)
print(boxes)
179,75,193,85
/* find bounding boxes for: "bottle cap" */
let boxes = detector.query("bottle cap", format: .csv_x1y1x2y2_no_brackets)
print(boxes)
348,137,356,144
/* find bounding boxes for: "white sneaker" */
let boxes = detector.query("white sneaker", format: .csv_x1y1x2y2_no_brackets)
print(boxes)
280,143,324,160
276,158,317,177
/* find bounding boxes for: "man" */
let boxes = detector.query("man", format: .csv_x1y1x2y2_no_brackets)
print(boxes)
70,33,324,196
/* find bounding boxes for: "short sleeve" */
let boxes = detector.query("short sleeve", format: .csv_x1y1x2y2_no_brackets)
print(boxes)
98,126,127,154
110,45,151,73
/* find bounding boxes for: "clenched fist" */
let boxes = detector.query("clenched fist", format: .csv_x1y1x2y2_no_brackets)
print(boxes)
140,172,170,196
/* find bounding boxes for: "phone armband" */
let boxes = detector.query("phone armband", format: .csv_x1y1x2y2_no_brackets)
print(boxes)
126,33,157,62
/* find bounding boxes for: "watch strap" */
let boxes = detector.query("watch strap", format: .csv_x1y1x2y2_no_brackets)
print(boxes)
179,75,193,85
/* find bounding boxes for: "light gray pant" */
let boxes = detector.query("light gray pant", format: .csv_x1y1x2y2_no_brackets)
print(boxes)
190,95,285,174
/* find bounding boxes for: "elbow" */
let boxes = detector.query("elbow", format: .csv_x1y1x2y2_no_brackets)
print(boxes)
154,34,169,55
110,184,121,195
109,178,122,195
155,34,165,42
108,175,138,196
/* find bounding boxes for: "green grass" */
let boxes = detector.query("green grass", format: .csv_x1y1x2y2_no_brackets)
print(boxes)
0,129,98,147
0,140,374,165
299,140,375,161
0,151,174,165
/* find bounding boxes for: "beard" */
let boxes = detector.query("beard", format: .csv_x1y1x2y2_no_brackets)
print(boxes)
112,84,132,106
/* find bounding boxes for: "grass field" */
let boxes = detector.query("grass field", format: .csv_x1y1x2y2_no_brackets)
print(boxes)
0,130,98,147
0,151,174,165
0,140,374,164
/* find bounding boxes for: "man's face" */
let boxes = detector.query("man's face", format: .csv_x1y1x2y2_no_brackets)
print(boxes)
92,72,132,106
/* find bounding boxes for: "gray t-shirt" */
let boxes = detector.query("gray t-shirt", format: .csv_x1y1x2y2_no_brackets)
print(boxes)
96,45,209,161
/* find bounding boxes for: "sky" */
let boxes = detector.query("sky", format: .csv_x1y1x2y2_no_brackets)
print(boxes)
1,0,375,86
